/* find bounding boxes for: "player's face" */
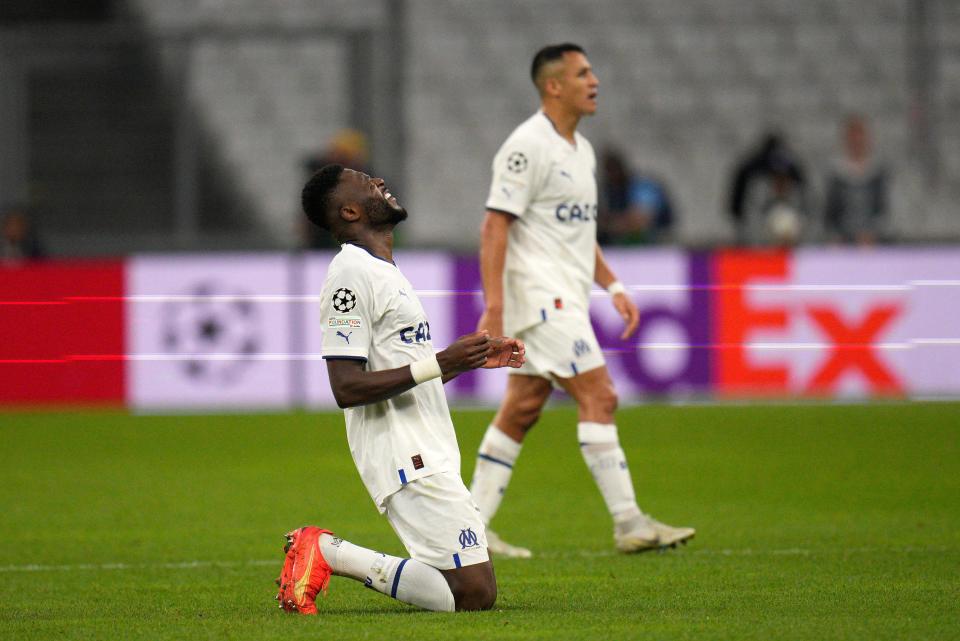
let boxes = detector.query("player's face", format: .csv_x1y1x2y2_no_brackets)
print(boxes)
557,51,599,116
343,169,408,226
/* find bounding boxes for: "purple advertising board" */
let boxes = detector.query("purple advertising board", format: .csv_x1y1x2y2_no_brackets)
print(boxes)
125,248,960,411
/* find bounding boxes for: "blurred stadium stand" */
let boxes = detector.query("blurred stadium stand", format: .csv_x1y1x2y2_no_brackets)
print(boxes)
0,0,957,255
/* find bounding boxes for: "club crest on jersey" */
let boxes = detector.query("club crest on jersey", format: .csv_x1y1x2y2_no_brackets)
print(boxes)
573,339,591,357
458,528,479,550
506,151,528,173
332,288,357,312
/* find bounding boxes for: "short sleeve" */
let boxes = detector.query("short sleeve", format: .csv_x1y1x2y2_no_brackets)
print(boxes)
485,135,544,217
320,267,374,361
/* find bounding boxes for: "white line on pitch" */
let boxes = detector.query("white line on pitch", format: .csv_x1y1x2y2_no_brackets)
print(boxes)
1,546,951,572
527,545,951,560
0,559,277,573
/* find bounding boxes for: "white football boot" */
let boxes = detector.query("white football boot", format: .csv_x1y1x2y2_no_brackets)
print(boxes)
614,514,660,553
650,518,697,548
486,529,533,559
649,517,696,548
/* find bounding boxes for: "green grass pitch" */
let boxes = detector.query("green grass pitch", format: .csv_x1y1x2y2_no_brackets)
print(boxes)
1,403,958,640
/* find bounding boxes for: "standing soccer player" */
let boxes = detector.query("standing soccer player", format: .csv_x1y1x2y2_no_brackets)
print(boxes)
469,43,695,557
276,164,525,613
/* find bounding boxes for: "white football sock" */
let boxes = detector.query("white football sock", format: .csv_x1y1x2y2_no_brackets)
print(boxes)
577,422,641,521
469,425,522,525
319,534,455,612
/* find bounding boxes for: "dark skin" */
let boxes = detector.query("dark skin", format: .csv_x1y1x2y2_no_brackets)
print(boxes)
323,168,525,611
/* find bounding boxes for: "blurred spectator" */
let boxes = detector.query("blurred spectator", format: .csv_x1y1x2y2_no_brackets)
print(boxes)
760,167,805,248
728,132,808,246
300,129,372,249
1,206,44,263
598,148,675,245
823,115,888,246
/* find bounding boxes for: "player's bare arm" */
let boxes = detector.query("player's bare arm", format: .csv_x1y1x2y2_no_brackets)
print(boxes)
476,210,515,338
594,244,639,340
327,331,523,408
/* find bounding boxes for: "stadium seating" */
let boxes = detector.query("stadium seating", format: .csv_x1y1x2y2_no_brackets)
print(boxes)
128,0,959,247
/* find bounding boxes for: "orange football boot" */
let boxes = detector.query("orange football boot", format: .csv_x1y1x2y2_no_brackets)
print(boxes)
275,526,334,614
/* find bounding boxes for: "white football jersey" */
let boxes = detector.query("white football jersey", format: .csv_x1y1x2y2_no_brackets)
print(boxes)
320,243,460,513
485,111,598,334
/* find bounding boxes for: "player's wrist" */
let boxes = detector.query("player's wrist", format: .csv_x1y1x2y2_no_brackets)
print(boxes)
606,281,627,296
410,354,443,384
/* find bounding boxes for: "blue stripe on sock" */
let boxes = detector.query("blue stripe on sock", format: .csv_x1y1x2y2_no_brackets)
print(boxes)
391,558,409,599
398,469,407,484
453,553,462,568
540,308,547,321
477,452,513,469
571,362,578,375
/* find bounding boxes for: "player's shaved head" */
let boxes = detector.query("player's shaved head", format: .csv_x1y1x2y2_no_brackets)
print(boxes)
531,43,586,95
302,163,345,231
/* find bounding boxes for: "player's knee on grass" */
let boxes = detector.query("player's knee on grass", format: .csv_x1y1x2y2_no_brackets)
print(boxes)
441,563,497,611
453,579,497,611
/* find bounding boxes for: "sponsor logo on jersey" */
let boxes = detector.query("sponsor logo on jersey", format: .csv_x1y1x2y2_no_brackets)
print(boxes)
327,316,362,328
336,330,353,344
555,202,597,223
399,321,432,344
459,528,480,550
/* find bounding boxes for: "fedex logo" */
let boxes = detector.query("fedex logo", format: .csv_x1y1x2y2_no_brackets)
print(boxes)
450,250,921,399
591,252,904,397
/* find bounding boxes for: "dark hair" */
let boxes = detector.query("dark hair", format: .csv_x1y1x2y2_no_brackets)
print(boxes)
302,164,344,230
530,43,585,86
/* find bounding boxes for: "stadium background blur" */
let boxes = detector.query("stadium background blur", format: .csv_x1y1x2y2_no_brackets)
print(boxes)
2,0,959,410
1,0,958,255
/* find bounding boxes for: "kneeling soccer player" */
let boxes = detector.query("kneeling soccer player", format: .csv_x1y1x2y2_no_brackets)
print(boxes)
275,164,525,613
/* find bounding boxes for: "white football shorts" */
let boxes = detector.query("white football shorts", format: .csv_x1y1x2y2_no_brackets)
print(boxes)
511,309,606,380
383,471,489,570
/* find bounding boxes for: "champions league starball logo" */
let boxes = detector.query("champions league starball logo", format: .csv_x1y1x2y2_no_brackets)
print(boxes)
332,287,357,313
506,151,528,173
160,282,261,385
